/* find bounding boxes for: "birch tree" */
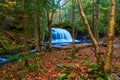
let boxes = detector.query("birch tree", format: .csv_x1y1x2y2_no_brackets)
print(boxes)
104,0,116,74
78,0,102,65
78,0,117,76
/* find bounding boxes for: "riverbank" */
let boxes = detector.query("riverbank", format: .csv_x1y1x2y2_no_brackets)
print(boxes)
0,44,120,79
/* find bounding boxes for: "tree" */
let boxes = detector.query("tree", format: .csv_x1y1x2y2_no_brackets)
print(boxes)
91,0,99,41
95,0,100,40
104,0,116,74
0,0,16,29
91,0,95,37
71,0,75,57
45,0,58,51
78,0,117,77
59,0,61,24
33,0,40,51
23,0,29,67
77,0,102,65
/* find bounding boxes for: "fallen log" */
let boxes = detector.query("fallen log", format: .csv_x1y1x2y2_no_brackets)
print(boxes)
0,29,34,44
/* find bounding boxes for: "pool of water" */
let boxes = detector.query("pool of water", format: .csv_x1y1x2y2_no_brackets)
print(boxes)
45,40,91,47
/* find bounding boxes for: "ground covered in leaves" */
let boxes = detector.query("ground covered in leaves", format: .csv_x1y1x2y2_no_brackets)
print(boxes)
0,45,120,80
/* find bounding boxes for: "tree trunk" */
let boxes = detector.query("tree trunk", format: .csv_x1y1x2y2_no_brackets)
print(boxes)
48,20,52,51
92,0,95,37
104,0,116,74
38,9,41,51
77,0,102,65
46,0,55,51
92,0,99,41
59,1,61,25
72,0,75,57
23,0,29,67
75,30,78,40
34,0,40,51
95,0,100,41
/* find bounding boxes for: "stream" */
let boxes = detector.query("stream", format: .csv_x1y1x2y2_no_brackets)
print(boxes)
0,53,20,66
0,28,91,66
0,41,91,67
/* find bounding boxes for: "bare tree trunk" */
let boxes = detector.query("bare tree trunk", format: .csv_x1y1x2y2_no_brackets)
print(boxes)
38,8,41,51
72,0,75,57
95,0,100,41
104,0,116,74
75,30,78,42
23,0,29,67
34,0,40,51
59,1,61,25
46,0,55,51
92,0,99,41
48,19,52,51
92,0,95,37
78,0,102,65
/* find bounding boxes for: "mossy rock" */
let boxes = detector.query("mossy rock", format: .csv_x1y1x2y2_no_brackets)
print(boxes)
0,38,18,54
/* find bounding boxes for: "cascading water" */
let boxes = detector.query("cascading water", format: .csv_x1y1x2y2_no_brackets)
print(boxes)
0,28,90,66
51,28,80,46
52,28,72,43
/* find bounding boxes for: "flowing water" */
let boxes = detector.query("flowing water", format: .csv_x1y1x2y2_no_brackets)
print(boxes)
51,28,81,46
0,28,90,66
52,28,72,43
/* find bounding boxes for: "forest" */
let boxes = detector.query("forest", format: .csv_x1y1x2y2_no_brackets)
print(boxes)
0,0,120,80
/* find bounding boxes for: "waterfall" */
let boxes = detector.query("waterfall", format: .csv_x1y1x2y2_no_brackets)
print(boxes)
51,28,73,44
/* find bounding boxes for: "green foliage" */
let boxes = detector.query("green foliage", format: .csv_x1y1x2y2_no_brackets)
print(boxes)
87,63,100,74
80,74,88,79
116,12,120,35
8,52,45,67
85,62,112,80
57,73,68,80
96,77,104,80
101,73,112,80
2,74,10,80
90,63,100,71
58,73,77,80
8,54,24,62
87,63,101,79
8,53,37,62
0,0,19,30
57,64,71,74
27,63,38,71
57,64,64,69
0,0,119,40
0,38,17,53
19,75,26,80
83,59,92,66
0,0,119,42
57,64,76,80
14,64,23,71
0,38,9,51
0,0,49,42
83,61,106,79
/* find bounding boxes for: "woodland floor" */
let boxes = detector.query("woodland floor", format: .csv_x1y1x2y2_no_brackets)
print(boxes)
0,44,120,80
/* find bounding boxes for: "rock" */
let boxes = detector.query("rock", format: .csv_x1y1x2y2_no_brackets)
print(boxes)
114,37,120,49
114,44,120,49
